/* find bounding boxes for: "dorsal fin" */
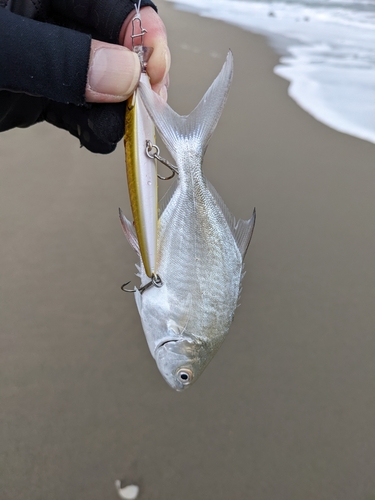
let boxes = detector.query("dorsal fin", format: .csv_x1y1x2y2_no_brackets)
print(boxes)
234,210,256,259
206,179,256,260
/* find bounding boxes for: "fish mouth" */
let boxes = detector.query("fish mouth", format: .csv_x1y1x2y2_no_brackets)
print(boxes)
155,338,179,353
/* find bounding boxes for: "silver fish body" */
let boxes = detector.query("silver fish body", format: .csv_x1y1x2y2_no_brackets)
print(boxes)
120,52,255,391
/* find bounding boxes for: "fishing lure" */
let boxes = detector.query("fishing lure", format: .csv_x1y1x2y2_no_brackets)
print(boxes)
123,3,160,283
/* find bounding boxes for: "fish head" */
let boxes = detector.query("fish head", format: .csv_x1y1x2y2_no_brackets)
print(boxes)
140,289,218,391
155,336,211,392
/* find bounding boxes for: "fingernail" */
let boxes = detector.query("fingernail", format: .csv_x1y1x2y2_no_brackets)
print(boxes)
88,47,140,98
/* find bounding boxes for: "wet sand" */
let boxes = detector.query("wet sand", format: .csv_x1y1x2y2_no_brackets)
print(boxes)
1,2,375,499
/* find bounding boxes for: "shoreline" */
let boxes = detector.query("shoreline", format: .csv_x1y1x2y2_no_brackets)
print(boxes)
165,0,375,145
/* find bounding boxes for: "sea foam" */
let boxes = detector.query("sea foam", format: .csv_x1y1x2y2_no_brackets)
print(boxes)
167,0,375,144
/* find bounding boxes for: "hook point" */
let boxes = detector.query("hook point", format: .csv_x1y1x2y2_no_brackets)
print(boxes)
121,281,135,293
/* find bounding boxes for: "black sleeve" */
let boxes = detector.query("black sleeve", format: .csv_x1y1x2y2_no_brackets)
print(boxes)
0,8,90,104
50,0,157,43
0,0,157,153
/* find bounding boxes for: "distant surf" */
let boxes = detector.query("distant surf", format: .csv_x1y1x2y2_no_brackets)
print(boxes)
166,0,375,144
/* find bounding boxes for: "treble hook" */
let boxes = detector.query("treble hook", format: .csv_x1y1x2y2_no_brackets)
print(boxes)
145,140,178,180
121,274,163,294
121,281,135,293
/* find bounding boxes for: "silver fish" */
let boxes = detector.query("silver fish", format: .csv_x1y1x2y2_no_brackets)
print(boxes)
120,52,256,391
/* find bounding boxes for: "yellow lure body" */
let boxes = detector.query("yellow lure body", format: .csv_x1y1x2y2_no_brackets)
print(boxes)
124,73,158,278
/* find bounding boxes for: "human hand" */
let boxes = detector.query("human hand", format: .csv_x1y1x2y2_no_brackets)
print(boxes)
86,7,170,103
0,0,170,153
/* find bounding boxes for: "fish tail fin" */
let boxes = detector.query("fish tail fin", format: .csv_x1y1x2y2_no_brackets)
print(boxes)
138,51,233,162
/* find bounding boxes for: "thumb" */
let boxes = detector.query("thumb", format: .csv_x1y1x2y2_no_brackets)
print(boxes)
86,40,141,103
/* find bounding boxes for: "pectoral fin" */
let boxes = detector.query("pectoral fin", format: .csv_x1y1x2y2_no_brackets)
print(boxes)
158,179,177,215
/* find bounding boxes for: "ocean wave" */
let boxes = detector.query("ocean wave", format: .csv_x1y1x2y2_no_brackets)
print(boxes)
167,0,375,144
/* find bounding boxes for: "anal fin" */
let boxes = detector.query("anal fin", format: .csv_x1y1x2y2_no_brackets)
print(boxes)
119,208,140,256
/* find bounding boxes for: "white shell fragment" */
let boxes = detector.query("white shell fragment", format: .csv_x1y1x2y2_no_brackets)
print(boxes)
115,480,140,500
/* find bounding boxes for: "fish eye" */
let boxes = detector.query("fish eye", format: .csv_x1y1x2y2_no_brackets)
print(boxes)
177,368,193,385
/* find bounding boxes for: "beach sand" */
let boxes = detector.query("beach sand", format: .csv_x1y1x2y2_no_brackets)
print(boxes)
1,2,375,499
